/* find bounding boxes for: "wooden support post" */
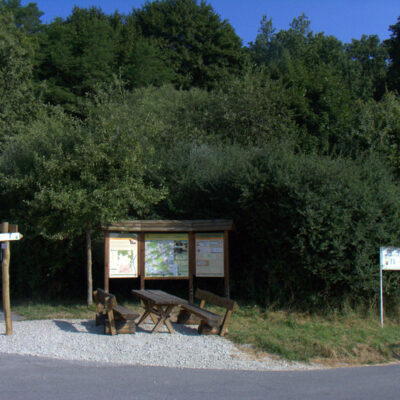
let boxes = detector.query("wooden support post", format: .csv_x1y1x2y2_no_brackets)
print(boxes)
138,233,145,290
189,232,195,303
224,230,230,298
1,222,12,335
104,232,110,292
86,231,93,306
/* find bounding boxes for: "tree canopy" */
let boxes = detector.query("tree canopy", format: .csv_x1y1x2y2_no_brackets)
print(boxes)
2,1,400,306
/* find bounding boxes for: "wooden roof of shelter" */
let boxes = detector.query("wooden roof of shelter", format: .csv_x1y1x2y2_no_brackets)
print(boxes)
103,219,234,232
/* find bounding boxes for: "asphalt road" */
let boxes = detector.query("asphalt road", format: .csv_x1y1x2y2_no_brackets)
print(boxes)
0,353,399,400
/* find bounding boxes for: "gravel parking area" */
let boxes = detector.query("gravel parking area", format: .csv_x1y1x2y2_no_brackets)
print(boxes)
0,319,320,371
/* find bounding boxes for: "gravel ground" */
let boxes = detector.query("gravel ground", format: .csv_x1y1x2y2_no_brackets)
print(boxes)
0,319,321,371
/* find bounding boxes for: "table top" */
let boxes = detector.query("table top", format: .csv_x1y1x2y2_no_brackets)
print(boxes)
131,289,188,306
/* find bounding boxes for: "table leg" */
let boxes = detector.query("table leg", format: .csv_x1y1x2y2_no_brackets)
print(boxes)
137,301,159,327
152,305,175,334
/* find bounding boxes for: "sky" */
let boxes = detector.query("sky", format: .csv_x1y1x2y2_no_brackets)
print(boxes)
22,0,400,45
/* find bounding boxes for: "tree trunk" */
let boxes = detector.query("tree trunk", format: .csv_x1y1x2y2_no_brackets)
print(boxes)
86,231,93,306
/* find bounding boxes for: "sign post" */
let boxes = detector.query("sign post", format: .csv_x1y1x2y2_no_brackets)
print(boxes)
379,247,400,328
0,222,23,335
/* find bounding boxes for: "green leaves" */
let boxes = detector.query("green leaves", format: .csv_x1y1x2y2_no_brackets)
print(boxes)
0,83,166,241
132,0,243,89
0,11,36,147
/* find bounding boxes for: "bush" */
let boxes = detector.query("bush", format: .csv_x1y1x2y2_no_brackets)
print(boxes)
159,142,400,308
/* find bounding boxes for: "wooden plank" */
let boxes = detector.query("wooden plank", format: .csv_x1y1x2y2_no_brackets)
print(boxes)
94,288,117,308
131,289,187,306
188,232,195,303
196,289,237,311
103,219,234,232
220,310,233,337
224,230,230,298
8,224,18,233
180,304,222,327
104,232,110,292
105,319,136,334
149,290,188,304
1,222,12,335
138,233,145,289
144,276,189,280
112,305,139,320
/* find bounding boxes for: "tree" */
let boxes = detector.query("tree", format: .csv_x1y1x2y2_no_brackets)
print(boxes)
249,15,356,153
0,82,166,302
386,16,400,92
345,35,388,100
122,38,176,88
0,0,43,33
133,0,244,89
35,7,118,115
0,11,36,149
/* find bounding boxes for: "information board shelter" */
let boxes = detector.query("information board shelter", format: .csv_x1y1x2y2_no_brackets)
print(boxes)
103,220,234,301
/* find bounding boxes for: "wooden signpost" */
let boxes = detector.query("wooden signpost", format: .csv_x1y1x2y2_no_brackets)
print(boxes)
0,222,23,335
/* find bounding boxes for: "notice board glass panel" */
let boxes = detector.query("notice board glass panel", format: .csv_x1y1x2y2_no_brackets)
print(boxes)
145,233,189,277
109,233,138,277
195,233,224,277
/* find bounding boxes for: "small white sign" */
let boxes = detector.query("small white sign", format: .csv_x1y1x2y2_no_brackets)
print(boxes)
0,232,23,241
380,247,400,270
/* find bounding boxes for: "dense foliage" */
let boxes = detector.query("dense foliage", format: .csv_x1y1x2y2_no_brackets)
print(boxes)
1,0,400,308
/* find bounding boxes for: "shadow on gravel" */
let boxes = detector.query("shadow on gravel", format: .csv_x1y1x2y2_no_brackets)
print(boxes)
53,318,202,337
53,320,103,335
134,324,200,336
54,320,80,333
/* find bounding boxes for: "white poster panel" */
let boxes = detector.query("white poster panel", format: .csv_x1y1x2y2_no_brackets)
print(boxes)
380,247,400,270
109,233,138,278
196,233,224,277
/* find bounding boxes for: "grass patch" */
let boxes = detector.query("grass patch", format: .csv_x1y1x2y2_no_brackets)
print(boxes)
228,305,400,365
11,299,143,320
9,300,400,366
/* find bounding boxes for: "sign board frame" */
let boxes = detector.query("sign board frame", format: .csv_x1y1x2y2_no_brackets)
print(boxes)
103,220,234,301
379,247,400,327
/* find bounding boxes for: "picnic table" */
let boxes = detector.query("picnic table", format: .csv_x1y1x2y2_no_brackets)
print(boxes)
131,289,188,334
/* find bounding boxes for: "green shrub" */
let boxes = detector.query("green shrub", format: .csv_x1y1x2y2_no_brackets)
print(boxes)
160,142,400,308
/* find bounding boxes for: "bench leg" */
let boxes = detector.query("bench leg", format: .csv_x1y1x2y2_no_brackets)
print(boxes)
107,309,117,335
220,310,233,337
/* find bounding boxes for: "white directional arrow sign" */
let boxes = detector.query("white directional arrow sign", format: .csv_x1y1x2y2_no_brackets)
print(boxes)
0,232,23,241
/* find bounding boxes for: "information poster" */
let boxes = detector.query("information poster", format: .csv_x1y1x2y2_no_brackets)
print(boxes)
145,234,189,277
380,247,400,270
196,233,224,277
109,233,138,277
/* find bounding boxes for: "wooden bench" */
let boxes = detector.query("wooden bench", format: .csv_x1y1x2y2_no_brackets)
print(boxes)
93,288,139,335
177,289,237,336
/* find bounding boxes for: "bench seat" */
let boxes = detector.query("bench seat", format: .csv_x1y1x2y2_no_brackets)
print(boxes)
177,289,237,336
179,304,223,328
112,304,138,320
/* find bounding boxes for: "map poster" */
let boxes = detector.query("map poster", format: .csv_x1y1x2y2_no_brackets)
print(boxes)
195,233,224,277
109,233,138,278
145,233,189,277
